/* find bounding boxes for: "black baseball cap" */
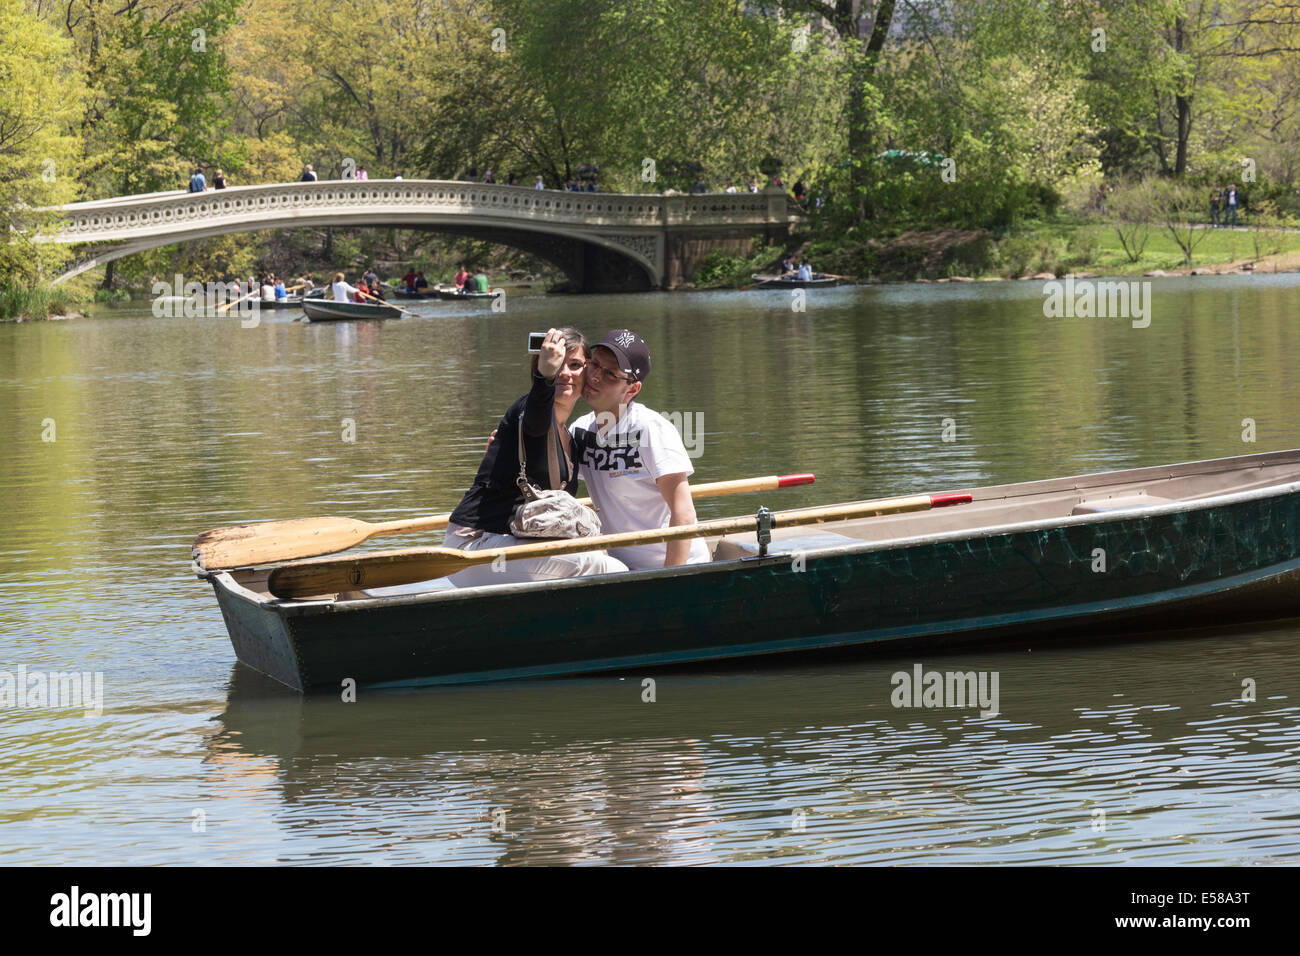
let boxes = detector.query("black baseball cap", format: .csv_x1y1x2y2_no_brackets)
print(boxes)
595,329,651,382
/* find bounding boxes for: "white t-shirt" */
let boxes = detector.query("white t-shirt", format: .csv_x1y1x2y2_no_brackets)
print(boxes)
261,284,275,300
571,402,710,570
331,281,358,302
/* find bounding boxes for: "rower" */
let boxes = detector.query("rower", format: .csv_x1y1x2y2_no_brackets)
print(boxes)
797,261,814,281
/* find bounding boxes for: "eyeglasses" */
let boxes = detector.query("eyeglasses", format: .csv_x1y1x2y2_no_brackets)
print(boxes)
585,360,634,384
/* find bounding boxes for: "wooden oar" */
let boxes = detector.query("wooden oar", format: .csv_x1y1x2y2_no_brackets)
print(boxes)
739,269,797,291
358,288,419,317
217,282,303,313
265,490,973,599
193,473,817,571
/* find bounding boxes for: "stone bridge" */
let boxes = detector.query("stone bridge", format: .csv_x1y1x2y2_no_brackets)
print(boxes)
46,179,799,291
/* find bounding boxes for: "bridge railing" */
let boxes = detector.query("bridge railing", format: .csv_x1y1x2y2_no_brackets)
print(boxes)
51,179,796,243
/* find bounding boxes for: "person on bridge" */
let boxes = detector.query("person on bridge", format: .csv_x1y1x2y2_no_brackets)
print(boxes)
332,272,360,303
689,172,708,194
534,175,544,190
213,169,227,189
188,169,207,193
357,166,368,181
300,164,317,182
455,266,470,290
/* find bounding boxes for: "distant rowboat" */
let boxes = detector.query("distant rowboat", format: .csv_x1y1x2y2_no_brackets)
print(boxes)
435,284,496,300
751,273,841,288
302,299,401,321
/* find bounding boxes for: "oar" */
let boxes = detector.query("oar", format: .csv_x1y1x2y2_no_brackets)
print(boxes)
193,473,817,571
358,288,419,317
266,491,973,599
739,270,798,291
217,282,303,313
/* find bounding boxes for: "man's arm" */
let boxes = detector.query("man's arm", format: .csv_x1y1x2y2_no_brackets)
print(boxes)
656,472,697,567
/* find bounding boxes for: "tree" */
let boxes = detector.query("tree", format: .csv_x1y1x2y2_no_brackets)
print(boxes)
0,0,85,286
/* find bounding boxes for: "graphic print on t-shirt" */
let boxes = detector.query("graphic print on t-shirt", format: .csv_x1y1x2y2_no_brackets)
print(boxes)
579,427,644,474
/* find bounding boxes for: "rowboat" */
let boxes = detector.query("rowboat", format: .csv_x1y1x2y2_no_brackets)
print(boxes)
751,273,841,288
392,287,439,299
197,449,1300,692
435,285,496,300
302,299,401,321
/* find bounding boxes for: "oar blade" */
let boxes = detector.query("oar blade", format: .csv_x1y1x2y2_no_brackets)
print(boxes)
266,548,472,599
193,516,375,571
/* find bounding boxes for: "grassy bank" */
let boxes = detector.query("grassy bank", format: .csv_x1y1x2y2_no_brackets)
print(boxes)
694,216,1300,287
0,283,88,322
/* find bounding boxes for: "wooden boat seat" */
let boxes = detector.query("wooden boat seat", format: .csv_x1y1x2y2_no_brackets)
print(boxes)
711,530,862,562
1071,493,1174,515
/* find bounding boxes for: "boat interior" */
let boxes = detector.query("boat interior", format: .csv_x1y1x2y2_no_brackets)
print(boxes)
222,449,1300,603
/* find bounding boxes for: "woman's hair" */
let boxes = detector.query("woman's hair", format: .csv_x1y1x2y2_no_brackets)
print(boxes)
334,272,344,282
530,326,589,376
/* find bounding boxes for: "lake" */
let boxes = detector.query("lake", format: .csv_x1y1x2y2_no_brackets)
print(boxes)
2,274,1299,864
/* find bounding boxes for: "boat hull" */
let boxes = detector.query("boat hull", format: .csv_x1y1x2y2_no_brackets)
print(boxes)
302,300,400,321
205,450,1300,692
751,274,841,288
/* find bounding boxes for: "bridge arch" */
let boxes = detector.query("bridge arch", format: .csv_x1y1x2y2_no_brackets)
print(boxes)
44,179,795,291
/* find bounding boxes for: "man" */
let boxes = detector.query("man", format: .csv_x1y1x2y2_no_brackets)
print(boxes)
1225,184,1239,226
363,266,379,288
689,172,708,195
473,269,489,293
300,164,317,182
331,272,360,302
571,330,709,570
533,175,545,190
188,169,206,193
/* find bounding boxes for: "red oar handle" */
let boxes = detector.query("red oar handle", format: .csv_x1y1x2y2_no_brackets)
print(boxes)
929,493,973,507
776,473,816,487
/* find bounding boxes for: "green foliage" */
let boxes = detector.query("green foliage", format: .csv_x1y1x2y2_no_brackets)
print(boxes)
693,243,783,287
0,0,86,286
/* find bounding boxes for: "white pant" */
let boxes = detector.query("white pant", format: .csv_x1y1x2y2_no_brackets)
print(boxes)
442,522,628,588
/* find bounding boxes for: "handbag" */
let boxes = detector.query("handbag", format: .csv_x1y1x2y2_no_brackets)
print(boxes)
509,415,602,539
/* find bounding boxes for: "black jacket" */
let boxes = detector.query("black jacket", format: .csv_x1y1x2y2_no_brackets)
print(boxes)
448,372,578,534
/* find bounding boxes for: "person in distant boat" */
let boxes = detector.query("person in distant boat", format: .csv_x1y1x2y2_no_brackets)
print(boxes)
301,275,315,293
332,272,360,303
366,279,385,301
300,164,317,182
454,265,470,290
260,276,276,301
473,270,489,293
442,327,628,587
274,278,287,300
414,272,429,291
571,330,709,570
363,266,379,288
781,255,797,276
188,169,207,193
402,268,417,291
212,169,227,189
797,261,814,281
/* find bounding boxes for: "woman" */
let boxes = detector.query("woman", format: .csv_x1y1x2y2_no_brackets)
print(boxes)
442,328,627,587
